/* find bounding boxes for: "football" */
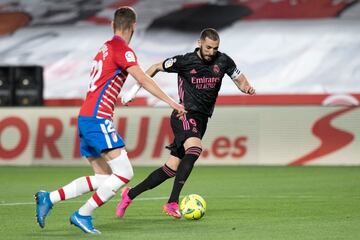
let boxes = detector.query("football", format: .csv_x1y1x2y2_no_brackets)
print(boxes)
179,194,206,220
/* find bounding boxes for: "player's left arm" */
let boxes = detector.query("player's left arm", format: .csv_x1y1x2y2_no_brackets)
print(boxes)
233,73,256,95
225,54,255,95
122,61,165,105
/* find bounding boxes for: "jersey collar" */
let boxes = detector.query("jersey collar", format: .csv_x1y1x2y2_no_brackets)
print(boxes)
113,35,126,43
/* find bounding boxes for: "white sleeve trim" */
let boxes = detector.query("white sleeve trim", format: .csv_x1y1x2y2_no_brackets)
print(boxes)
230,67,242,81
121,82,142,104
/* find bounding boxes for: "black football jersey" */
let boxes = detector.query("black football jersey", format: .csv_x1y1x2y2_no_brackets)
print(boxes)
162,48,240,117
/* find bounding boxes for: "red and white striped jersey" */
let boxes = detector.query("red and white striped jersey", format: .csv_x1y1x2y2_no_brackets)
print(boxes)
79,35,138,119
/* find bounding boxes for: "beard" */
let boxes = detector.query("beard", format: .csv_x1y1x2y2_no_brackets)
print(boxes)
199,47,215,63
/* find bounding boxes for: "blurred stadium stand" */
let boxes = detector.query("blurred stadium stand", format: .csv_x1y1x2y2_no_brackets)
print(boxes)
0,1,359,166
0,0,359,106
0,66,13,106
0,66,43,106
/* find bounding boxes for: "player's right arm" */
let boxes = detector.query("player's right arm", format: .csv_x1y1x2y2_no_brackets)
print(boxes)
122,56,181,104
126,65,185,116
145,62,164,77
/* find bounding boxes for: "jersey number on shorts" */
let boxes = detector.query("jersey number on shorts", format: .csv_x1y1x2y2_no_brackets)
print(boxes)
88,60,103,92
100,120,117,145
101,119,115,133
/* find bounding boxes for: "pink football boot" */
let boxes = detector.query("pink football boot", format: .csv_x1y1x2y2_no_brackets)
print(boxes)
116,187,132,218
163,202,181,219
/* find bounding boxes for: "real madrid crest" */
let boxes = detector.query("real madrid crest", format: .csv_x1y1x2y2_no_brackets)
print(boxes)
213,64,220,73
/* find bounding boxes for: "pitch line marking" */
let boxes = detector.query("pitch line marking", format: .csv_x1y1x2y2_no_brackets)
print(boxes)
1,195,359,207
0,196,169,206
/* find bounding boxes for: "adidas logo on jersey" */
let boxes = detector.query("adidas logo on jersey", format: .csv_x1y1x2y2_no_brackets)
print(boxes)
190,68,197,74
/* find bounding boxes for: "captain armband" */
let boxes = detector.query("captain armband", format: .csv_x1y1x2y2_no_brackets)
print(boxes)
230,67,242,81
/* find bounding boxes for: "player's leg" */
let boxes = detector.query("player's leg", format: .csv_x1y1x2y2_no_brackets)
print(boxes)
129,155,179,199
50,157,111,203
168,138,202,203
164,137,202,218
35,157,111,229
78,148,133,216
34,128,113,229
71,147,133,233
162,112,204,218
70,117,132,234
116,155,179,218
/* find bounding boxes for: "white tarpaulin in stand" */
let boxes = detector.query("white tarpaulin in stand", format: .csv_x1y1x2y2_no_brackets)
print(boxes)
0,20,359,101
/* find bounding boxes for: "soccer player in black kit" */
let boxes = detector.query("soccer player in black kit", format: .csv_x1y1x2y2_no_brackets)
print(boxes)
116,28,255,219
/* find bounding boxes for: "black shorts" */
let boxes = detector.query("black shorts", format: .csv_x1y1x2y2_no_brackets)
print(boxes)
166,110,208,159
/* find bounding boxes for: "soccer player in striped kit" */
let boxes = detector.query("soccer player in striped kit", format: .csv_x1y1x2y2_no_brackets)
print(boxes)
117,28,255,219
34,7,185,234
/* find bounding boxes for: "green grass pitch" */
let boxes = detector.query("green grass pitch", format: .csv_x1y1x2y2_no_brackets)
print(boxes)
0,166,359,240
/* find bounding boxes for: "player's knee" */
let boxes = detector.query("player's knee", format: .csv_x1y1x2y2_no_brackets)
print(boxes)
108,150,134,181
166,156,181,171
126,165,134,181
184,146,202,164
185,146,202,156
